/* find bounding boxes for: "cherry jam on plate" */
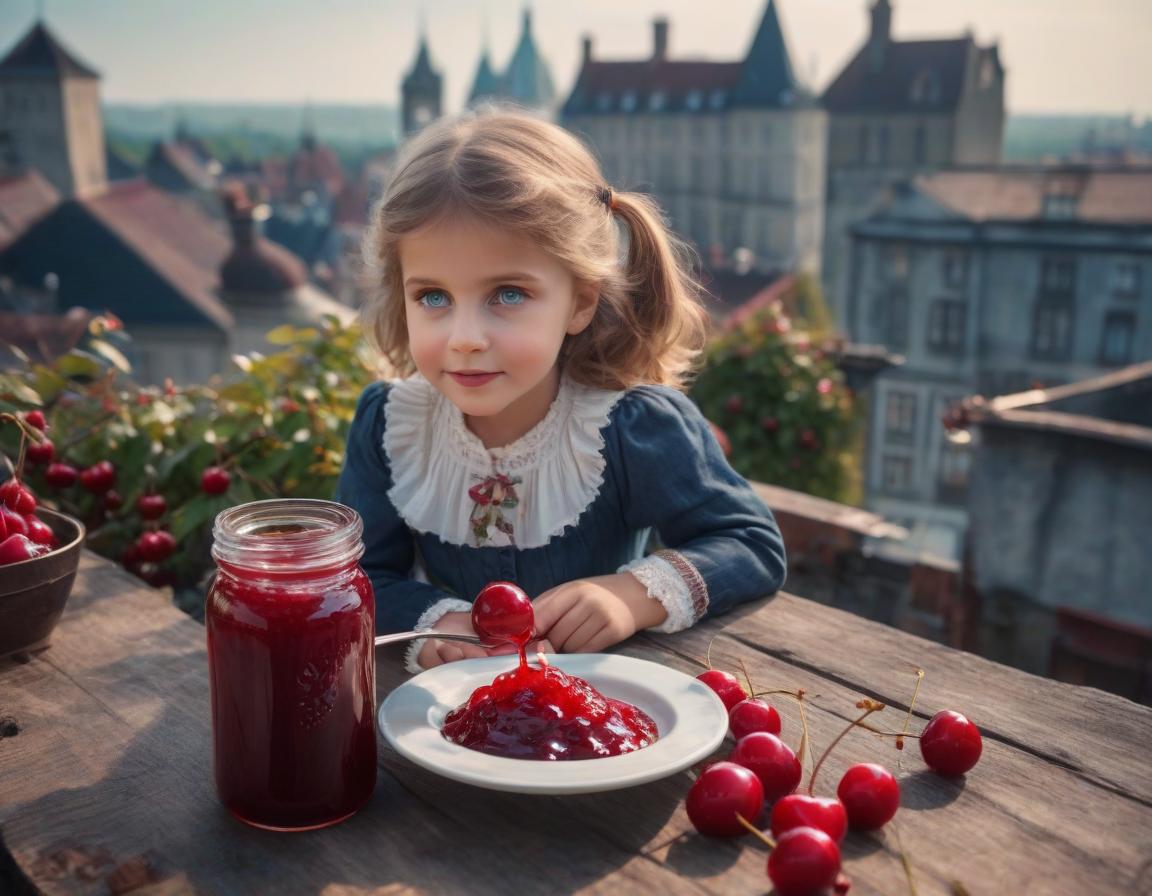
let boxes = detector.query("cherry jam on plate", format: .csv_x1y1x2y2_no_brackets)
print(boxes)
441,656,658,760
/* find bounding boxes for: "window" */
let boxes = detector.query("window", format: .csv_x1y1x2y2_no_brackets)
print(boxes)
858,125,869,164
1043,193,1077,219
621,91,637,112
913,125,926,164
686,90,703,111
942,251,968,288
1032,301,1074,360
709,90,726,110
938,442,971,504
886,245,910,282
881,455,914,494
885,288,909,349
877,125,889,164
910,70,941,104
928,300,967,354
1041,256,1076,293
885,392,917,444
649,91,666,111
1112,261,1141,297
1099,311,1136,366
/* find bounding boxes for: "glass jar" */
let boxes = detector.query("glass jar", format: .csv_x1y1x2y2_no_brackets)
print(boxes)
207,499,376,831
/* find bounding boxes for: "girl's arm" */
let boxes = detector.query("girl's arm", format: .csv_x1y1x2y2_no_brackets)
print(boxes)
336,382,465,635
612,386,787,629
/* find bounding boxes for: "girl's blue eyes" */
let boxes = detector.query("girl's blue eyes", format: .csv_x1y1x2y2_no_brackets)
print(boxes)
416,287,527,308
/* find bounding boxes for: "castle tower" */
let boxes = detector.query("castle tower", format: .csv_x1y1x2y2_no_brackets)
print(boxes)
401,29,442,137
0,21,107,197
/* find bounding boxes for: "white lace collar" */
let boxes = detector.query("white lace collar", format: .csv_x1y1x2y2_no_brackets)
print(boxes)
383,374,626,548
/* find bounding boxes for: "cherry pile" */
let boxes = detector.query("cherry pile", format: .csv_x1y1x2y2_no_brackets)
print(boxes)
687,664,983,894
1,412,61,565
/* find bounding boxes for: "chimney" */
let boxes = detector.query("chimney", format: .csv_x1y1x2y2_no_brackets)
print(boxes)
868,0,892,71
582,35,593,66
652,18,669,61
221,184,269,246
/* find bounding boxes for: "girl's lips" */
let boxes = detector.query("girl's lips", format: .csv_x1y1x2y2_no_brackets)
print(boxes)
449,371,501,387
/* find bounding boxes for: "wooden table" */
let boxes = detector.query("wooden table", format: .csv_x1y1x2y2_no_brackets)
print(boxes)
2,552,1151,895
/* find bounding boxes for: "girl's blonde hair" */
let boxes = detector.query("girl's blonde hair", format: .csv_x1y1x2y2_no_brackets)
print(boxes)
361,105,710,391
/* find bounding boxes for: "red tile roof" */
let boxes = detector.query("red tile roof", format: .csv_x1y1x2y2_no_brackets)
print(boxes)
916,168,1152,224
0,171,59,249
81,180,234,330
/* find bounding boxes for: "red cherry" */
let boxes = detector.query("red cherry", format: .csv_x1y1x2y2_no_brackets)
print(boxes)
761,416,779,434
200,466,231,495
137,493,168,520
730,732,802,801
103,489,124,511
0,534,50,564
697,669,746,711
80,460,116,494
837,763,900,830
25,410,47,431
799,429,819,450
26,437,55,465
137,530,177,563
1,505,29,538
0,478,20,507
724,394,744,414
770,794,848,843
4,484,37,515
767,826,841,896
685,761,765,838
920,710,982,776
471,581,534,646
45,462,79,488
729,698,782,740
25,516,57,548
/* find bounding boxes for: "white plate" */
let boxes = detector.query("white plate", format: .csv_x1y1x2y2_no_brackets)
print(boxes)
378,653,728,794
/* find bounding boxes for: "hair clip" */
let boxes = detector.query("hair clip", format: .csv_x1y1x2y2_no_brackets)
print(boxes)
597,186,617,212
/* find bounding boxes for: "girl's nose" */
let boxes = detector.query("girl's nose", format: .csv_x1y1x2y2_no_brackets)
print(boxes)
447,311,490,354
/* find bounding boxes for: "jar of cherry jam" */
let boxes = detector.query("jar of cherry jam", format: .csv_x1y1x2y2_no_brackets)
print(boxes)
207,499,376,831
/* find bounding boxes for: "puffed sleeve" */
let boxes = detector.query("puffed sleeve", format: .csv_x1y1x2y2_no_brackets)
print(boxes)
612,386,786,630
335,381,464,636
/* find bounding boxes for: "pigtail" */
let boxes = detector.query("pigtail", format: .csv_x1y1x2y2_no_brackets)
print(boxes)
572,190,710,390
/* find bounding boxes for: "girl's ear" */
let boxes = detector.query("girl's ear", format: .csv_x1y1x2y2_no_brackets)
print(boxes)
567,283,600,335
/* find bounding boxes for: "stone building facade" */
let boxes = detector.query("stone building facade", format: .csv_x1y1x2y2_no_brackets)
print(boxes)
822,0,1004,329
560,1,826,276
847,166,1152,560
0,21,107,198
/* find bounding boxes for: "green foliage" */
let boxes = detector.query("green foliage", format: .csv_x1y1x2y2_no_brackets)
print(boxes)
0,316,379,603
691,296,857,503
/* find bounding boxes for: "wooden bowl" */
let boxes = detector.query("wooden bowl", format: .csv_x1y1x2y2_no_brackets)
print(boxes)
0,507,85,659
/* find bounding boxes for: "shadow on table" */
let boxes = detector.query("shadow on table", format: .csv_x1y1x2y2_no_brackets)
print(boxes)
899,768,966,811
4,648,687,895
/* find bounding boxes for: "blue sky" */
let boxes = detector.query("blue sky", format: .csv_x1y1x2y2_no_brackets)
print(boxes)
2,0,1150,116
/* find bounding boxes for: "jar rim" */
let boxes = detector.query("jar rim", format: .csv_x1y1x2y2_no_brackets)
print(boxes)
212,499,364,572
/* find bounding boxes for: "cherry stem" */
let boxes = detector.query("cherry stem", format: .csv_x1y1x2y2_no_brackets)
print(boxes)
897,668,925,750
57,412,117,452
735,813,777,849
892,822,919,896
705,634,719,671
857,722,922,740
807,699,885,796
737,657,754,697
794,689,811,778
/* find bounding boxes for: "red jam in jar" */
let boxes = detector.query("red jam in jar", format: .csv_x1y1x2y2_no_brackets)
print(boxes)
207,499,376,831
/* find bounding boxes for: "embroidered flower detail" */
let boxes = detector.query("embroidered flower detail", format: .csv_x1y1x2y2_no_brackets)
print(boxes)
468,473,522,545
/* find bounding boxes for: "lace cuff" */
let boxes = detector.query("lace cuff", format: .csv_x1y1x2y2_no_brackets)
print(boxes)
403,598,474,674
618,549,709,634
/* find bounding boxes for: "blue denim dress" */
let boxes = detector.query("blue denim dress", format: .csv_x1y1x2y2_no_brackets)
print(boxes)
335,376,786,635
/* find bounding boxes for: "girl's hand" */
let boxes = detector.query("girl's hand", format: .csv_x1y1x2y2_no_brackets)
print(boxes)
416,611,555,668
532,573,667,654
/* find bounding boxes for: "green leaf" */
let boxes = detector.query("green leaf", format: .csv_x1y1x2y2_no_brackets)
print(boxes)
55,351,104,380
170,492,224,541
88,339,132,373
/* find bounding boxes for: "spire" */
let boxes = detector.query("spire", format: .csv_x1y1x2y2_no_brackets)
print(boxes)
501,3,555,108
731,0,802,108
0,20,100,79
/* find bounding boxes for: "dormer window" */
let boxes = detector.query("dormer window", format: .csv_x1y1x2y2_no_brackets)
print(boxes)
596,91,613,111
648,90,666,111
910,70,941,104
685,90,703,111
709,89,726,110
621,90,638,112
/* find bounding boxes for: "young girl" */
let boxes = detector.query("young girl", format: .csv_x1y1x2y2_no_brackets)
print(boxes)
336,106,786,673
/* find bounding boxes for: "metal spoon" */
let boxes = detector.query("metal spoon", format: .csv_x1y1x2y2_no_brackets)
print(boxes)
373,630,512,648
